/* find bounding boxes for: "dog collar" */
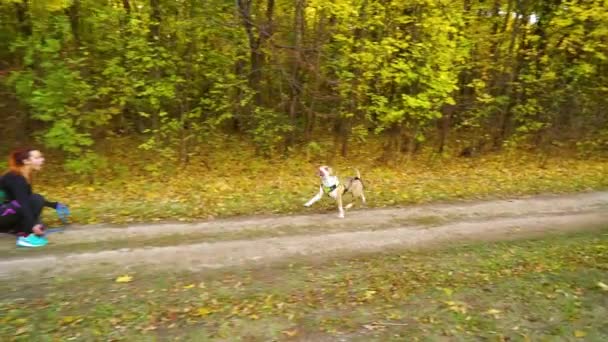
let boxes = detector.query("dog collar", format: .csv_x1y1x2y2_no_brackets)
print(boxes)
323,184,338,194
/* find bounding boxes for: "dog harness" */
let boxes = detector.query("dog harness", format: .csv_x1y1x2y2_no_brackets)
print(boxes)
321,176,340,196
323,183,337,194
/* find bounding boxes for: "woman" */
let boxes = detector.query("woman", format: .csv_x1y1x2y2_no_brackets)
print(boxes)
0,148,68,247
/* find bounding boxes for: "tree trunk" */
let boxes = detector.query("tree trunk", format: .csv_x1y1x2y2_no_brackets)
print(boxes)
493,0,525,149
304,7,327,141
285,0,305,150
149,0,162,130
14,1,32,36
13,0,33,141
335,0,368,157
437,103,456,154
65,0,80,45
237,0,275,108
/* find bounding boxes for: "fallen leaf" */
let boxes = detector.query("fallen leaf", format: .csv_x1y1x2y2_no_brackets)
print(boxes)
14,327,28,336
282,329,298,337
486,308,502,319
196,307,212,316
363,322,388,331
115,275,133,283
60,316,81,325
574,330,587,338
443,300,468,314
597,282,608,291
363,324,382,331
13,318,27,326
183,284,195,289
364,290,377,299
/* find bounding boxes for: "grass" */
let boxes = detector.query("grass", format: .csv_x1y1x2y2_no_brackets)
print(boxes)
25,137,608,226
1,228,607,341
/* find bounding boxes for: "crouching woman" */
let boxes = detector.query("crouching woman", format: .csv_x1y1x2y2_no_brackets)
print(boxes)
0,148,68,247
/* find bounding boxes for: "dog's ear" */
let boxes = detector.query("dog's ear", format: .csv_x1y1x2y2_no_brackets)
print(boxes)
318,165,331,176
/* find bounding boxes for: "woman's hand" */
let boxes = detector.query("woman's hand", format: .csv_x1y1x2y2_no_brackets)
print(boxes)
56,203,70,223
32,224,45,236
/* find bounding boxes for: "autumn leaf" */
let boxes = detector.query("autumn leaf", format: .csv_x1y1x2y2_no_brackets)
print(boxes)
282,328,298,337
443,300,468,314
115,275,133,283
14,327,28,336
486,308,502,319
597,282,608,291
574,330,587,338
13,318,27,326
368,321,409,330
363,323,383,331
196,307,213,316
60,316,82,325
363,290,377,300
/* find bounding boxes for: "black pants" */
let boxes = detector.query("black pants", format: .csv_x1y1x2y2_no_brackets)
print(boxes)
0,193,45,234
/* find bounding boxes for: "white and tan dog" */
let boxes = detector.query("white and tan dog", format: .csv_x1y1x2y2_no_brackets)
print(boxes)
304,165,366,218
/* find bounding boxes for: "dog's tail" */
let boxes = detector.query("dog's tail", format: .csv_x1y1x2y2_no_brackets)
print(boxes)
354,168,361,180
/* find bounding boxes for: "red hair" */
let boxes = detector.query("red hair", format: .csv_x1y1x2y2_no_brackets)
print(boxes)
7,148,35,183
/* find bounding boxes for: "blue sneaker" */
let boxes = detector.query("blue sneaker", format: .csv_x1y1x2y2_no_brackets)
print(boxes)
16,234,48,248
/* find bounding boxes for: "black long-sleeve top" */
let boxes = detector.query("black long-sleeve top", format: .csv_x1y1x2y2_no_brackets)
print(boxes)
0,171,57,231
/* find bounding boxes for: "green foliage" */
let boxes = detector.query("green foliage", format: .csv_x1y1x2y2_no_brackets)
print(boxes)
5,12,101,174
249,106,294,157
64,152,108,180
0,0,607,170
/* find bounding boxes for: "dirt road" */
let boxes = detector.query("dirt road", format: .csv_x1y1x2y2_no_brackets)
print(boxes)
1,191,606,279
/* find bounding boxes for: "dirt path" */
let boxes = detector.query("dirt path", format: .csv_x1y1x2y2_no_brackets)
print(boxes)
1,191,607,279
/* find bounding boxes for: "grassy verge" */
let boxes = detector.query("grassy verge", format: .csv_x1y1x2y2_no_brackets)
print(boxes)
1,228,607,341
29,138,608,226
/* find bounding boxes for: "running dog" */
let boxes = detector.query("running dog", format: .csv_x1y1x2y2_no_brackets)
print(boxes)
304,165,366,218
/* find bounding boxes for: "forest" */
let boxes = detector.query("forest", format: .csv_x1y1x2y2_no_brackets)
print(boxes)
0,0,606,169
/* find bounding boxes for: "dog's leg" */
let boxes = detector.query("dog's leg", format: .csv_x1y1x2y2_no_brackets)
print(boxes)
345,194,355,209
361,192,366,205
343,183,353,210
337,191,345,218
304,186,323,207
